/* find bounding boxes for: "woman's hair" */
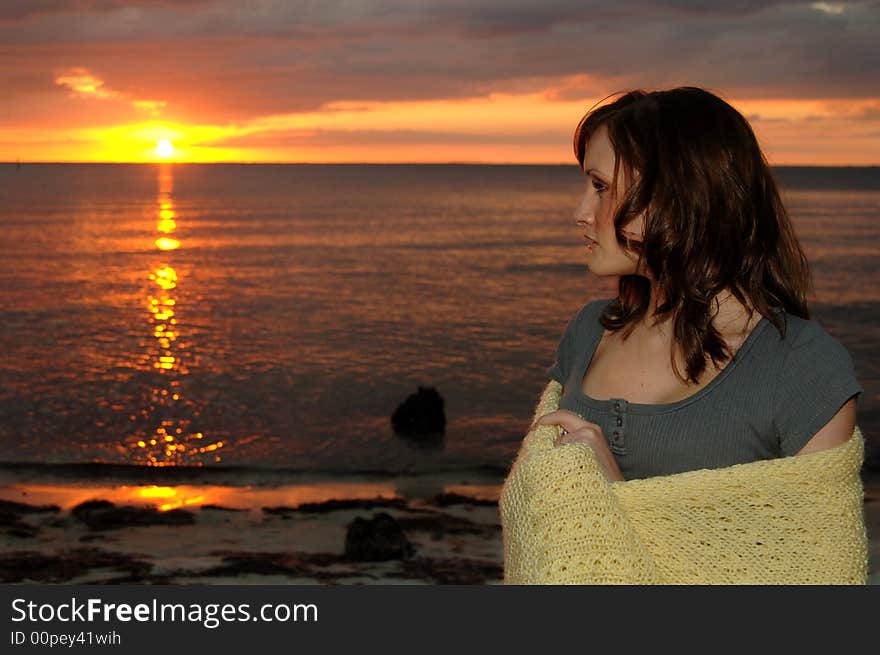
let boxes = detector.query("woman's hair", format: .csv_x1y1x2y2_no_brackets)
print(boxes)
574,86,812,384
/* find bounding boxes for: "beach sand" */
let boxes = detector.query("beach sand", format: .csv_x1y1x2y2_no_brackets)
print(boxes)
0,470,505,585
2,470,878,585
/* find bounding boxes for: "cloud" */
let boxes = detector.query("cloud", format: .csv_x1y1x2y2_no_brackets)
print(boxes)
810,2,848,14
0,0,870,110
132,99,168,115
200,127,566,149
53,66,166,116
1,1,878,163
54,67,122,99
852,103,880,121
0,0,216,23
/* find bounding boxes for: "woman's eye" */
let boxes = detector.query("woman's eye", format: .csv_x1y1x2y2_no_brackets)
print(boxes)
592,180,606,193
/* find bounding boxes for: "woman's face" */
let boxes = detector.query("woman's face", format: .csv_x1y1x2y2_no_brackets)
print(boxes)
574,124,645,278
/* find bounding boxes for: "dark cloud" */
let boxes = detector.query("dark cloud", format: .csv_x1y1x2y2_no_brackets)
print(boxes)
0,0,215,23
0,0,877,127
0,1,821,38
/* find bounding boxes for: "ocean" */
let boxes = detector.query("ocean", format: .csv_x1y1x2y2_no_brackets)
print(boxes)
1,163,878,475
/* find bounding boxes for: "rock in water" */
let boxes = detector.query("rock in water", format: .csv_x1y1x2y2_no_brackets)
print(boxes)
391,386,446,436
344,512,414,561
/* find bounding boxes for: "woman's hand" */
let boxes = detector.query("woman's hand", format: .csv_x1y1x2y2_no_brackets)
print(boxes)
531,410,625,482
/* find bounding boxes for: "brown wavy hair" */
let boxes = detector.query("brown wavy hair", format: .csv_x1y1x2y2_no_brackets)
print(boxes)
573,87,812,384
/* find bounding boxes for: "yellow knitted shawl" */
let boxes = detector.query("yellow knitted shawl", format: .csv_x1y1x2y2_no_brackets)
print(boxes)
499,380,868,585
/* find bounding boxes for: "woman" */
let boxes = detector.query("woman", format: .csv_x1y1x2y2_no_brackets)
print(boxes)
534,87,863,482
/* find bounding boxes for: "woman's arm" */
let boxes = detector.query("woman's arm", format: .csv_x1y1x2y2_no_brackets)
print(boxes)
795,397,858,455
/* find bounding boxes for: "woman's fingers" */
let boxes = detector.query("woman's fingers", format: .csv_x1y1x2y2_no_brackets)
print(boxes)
532,409,576,430
533,414,624,481
532,409,597,434
555,425,603,447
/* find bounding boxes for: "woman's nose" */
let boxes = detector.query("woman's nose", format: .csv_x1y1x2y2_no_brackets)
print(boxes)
574,198,594,226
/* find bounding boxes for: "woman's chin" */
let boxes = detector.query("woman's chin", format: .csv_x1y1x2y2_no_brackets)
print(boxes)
586,261,633,279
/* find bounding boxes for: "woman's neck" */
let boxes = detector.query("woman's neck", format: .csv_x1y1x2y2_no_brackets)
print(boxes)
641,287,756,341
630,287,760,378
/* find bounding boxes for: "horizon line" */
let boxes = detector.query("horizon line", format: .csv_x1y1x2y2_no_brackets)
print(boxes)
3,161,879,168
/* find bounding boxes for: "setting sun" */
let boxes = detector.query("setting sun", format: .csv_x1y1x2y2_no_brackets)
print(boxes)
156,139,174,158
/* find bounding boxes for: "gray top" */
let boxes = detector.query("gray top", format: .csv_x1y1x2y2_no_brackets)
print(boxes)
547,298,864,480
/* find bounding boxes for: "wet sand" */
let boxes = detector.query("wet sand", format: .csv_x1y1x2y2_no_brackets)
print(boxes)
2,471,878,585
0,472,505,585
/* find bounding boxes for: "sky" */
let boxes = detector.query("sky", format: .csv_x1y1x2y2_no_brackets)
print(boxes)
1,0,878,164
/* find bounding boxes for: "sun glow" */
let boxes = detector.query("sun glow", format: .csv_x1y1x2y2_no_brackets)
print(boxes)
1,93,877,164
156,139,174,158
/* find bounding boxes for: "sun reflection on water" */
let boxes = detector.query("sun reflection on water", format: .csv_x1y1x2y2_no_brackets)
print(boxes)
155,237,180,251
124,163,225,466
136,484,208,509
0,481,416,512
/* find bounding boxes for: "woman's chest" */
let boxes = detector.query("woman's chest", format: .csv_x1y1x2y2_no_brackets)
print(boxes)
556,392,778,480
581,330,726,405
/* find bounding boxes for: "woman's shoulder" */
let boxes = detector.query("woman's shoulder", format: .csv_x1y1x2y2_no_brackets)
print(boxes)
765,310,863,456
578,296,615,321
763,310,860,395
567,297,615,337
765,309,854,362
546,297,615,385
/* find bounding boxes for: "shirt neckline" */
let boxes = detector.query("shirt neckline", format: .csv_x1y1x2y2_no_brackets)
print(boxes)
575,300,773,416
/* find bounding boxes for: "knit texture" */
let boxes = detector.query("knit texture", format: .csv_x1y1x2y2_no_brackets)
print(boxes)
499,380,868,585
